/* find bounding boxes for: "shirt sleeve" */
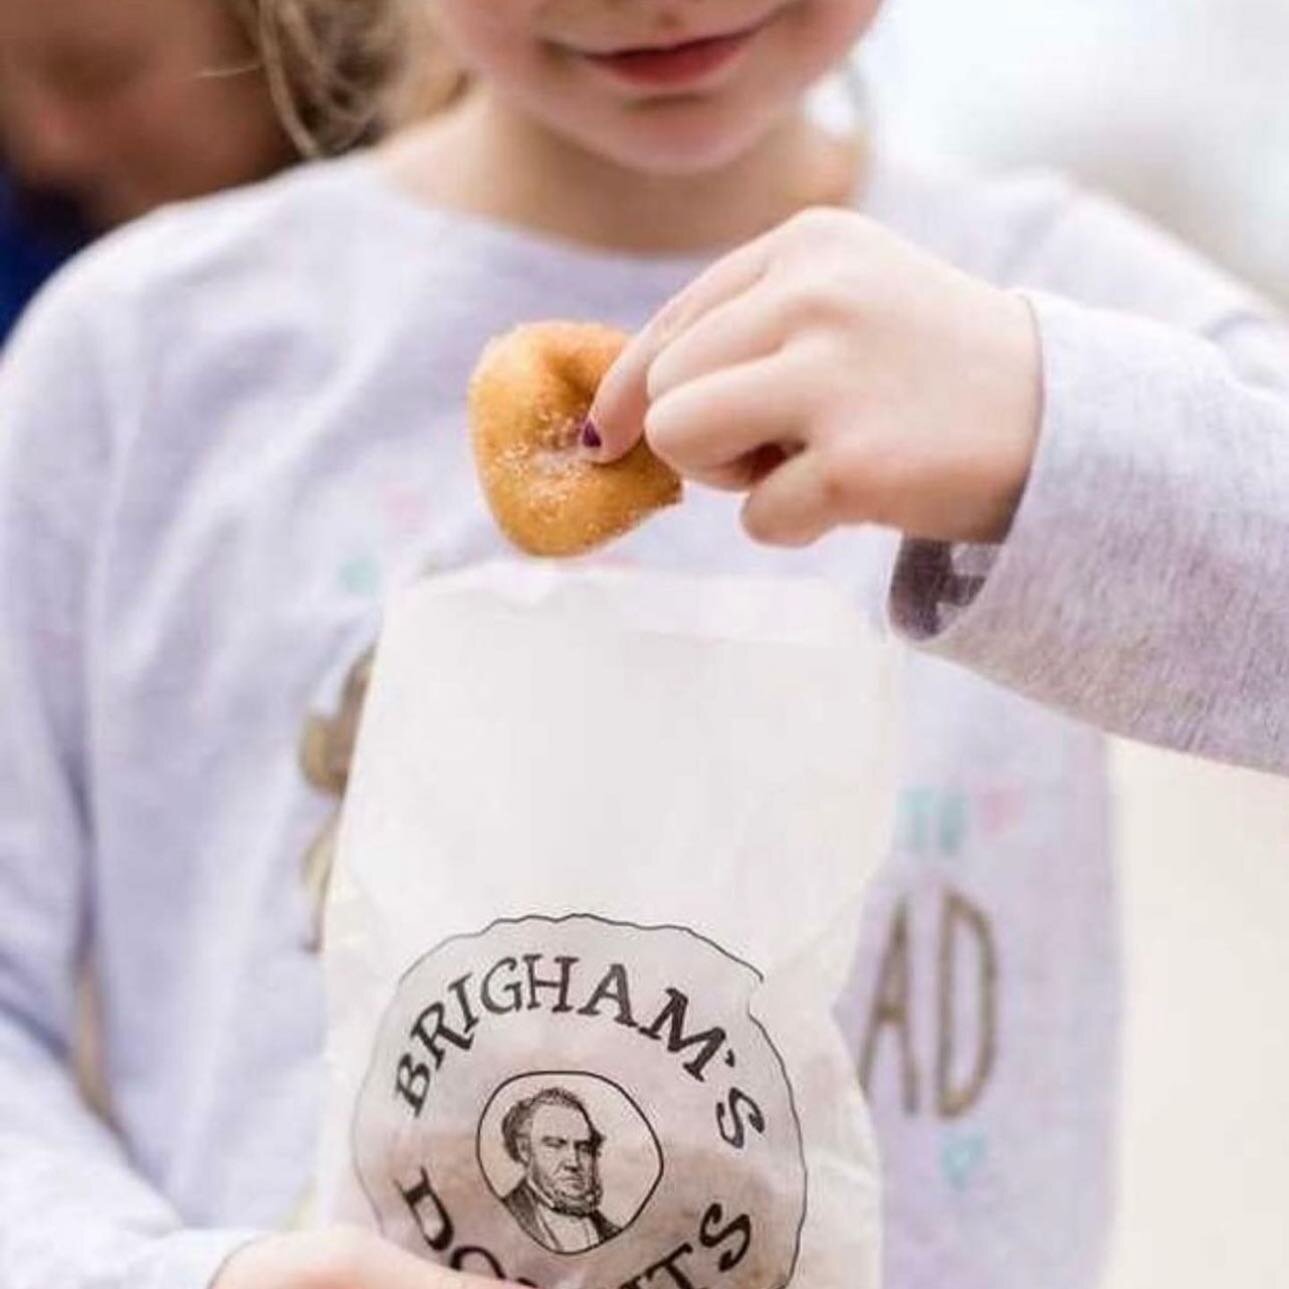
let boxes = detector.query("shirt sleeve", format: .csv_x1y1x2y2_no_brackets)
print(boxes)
887,195,1289,775
0,273,261,1288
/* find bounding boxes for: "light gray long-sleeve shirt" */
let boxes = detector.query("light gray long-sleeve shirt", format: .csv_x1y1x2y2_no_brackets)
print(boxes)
0,147,1286,1289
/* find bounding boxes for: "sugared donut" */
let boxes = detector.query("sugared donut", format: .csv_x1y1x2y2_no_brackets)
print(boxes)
468,321,682,558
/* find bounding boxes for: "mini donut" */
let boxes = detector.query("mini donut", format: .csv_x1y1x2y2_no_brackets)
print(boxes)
468,321,682,558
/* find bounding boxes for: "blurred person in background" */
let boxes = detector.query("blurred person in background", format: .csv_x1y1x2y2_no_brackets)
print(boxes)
0,168,84,337
0,0,299,340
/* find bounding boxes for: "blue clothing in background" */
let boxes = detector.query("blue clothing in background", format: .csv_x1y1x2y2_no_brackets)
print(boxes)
0,170,85,341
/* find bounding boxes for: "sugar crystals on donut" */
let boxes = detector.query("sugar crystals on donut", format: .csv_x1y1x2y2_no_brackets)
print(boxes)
468,321,682,557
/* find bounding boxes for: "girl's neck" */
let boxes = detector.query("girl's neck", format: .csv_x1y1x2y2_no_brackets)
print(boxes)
376,86,866,256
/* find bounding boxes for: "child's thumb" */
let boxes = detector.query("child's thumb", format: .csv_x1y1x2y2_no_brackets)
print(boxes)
583,328,654,464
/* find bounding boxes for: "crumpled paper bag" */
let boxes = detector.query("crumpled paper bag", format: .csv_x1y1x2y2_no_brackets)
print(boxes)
314,561,899,1289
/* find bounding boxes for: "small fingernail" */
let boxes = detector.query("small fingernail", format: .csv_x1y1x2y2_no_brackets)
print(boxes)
580,417,602,450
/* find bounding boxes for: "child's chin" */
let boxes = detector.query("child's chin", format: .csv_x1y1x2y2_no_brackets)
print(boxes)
594,107,782,178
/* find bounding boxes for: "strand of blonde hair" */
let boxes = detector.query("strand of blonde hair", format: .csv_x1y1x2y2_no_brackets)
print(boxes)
231,0,467,157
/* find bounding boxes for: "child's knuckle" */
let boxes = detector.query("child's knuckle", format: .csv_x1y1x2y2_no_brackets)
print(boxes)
783,204,842,242
741,499,779,544
310,1225,380,1283
815,449,854,510
778,274,847,333
815,439,876,515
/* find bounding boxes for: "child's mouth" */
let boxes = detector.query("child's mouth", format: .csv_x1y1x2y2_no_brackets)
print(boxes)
576,21,766,90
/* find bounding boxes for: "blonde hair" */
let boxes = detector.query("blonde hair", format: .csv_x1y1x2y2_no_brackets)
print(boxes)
232,0,468,157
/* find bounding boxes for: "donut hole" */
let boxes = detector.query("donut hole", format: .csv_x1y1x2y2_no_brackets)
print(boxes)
469,321,682,558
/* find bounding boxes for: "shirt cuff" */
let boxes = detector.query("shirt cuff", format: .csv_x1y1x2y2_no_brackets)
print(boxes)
886,289,1181,683
887,539,1001,639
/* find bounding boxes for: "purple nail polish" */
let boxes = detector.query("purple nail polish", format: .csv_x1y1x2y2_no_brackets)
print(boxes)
580,418,602,450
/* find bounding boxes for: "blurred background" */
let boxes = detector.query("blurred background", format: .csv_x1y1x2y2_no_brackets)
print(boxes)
855,1,1289,1284
2,0,1287,1284
860,0,1289,302
0,0,297,336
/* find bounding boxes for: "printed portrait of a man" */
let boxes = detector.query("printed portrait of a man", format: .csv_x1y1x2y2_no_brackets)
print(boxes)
499,1086,621,1253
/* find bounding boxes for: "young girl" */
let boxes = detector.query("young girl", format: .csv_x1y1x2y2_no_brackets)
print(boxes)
1,2,1286,1289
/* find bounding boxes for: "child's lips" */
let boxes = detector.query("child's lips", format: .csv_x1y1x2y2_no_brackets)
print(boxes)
575,22,766,90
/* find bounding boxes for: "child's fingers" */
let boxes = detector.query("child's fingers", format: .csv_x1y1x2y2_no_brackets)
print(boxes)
211,1228,512,1289
684,443,799,493
644,284,785,404
587,233,774,462
644,354,804,476
740,445,868,547
369,1240,504,1289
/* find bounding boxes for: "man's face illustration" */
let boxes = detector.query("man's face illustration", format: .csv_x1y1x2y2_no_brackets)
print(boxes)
522,1103,602,1214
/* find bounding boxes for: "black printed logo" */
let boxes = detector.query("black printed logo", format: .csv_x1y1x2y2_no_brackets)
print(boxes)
352,914,807,1287
479,1072,661,1254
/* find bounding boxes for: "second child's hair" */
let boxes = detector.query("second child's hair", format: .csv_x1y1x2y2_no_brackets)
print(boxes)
231,0,469,156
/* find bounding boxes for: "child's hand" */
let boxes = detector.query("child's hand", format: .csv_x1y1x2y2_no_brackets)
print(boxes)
213,1228,507,1289
587,208,1042,547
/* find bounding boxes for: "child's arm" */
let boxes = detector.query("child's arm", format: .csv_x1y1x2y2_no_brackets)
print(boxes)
0,283,263,1289
587,203,1289,775
888,286,1289,776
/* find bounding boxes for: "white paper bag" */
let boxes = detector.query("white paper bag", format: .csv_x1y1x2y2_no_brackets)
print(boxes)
314,561,898,1289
